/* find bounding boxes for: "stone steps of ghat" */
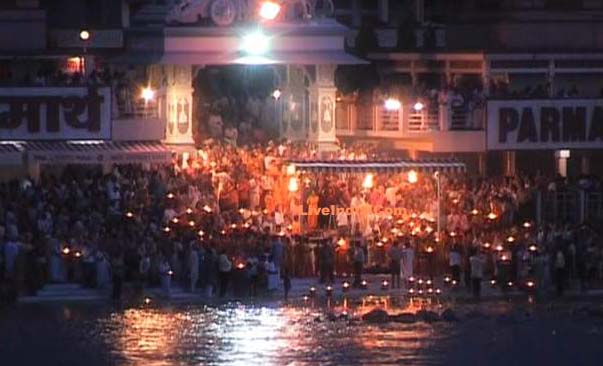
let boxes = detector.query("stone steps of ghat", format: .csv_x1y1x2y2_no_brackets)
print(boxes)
19,283,109,303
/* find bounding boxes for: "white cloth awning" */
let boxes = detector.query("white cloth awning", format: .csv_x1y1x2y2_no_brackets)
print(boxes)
0,142,25,165
26,141,173,165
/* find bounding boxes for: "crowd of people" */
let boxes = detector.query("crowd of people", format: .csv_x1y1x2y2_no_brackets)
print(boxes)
0,140,602,303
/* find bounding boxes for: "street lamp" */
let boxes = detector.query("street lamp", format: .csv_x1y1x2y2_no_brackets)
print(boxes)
79,29,90,41
79,29,90,75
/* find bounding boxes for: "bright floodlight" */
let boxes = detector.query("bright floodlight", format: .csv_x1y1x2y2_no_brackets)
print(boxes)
259,1,281,20
141,86,155,102
413,102,424,111
272,88,282,100
241,31,270,55
79,29,90,41
384,98,401,111
408,170,418,184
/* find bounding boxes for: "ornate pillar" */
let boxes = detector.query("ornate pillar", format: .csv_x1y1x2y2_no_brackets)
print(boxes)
310,64,338,151
164,64,194,146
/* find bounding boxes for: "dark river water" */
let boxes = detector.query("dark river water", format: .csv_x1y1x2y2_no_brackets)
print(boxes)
1,297,602,366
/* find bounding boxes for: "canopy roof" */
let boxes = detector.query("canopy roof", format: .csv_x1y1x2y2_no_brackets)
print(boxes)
287,159,466,173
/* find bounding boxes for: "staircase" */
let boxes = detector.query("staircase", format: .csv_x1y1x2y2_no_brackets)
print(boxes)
19,283,107,303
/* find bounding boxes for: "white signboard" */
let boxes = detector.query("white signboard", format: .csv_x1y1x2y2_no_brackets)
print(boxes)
0,87,111,140
487,99,603,150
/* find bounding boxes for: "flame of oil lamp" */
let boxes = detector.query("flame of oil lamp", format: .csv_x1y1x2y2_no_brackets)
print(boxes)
186,208,193,214
168,270,174,276
426,246,434,253
507,281,514,287
526,281,535,288
452,198,459,204
303,295,309,301
425,226,433,234
309,286,316,295
244,222,250,228
166,192,175,199
495,244,504,252
287,224,293,231
490,279,497,287
62,247,70,255
220,230,226,235
471,209,479,216
435,288,442,295
278,231,286,237
172,217,179,224
409,221,415,228
409,276,415,283
426,279,433,286
74,251,82,258
449,231,457,237
342,281,350,291
262,209,268,214
210,161,217,168
125,211,134,218
501,255,509,261
231,223,237,229
163,226,171,233
408,288,415,295
506,236,515,243
451,280,458,286
203,205,212,213
236,262,246,270
391,228,399,234
487,212,498,220
427,288,434,294
444,276,451,283
418,278,424,285
396,219,404,225
144,297,151,304
381,280,389,289
529,244,538,252
418,289,424,295
376,241,384,247
360,279,368,289
198,230,204,237
523,221,532,228
411,213,417,219
325,285,333,295
337,238,346,247
483,242,492,249
188,220,196,227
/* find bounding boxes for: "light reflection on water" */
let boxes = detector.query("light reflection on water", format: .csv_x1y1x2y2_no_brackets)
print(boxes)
95,299,447,366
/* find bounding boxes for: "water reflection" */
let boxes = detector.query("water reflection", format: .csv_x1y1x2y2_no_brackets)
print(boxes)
95,298,445,366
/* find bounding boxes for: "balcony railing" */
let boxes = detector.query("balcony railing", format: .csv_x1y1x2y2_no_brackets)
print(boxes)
336,99,481,135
